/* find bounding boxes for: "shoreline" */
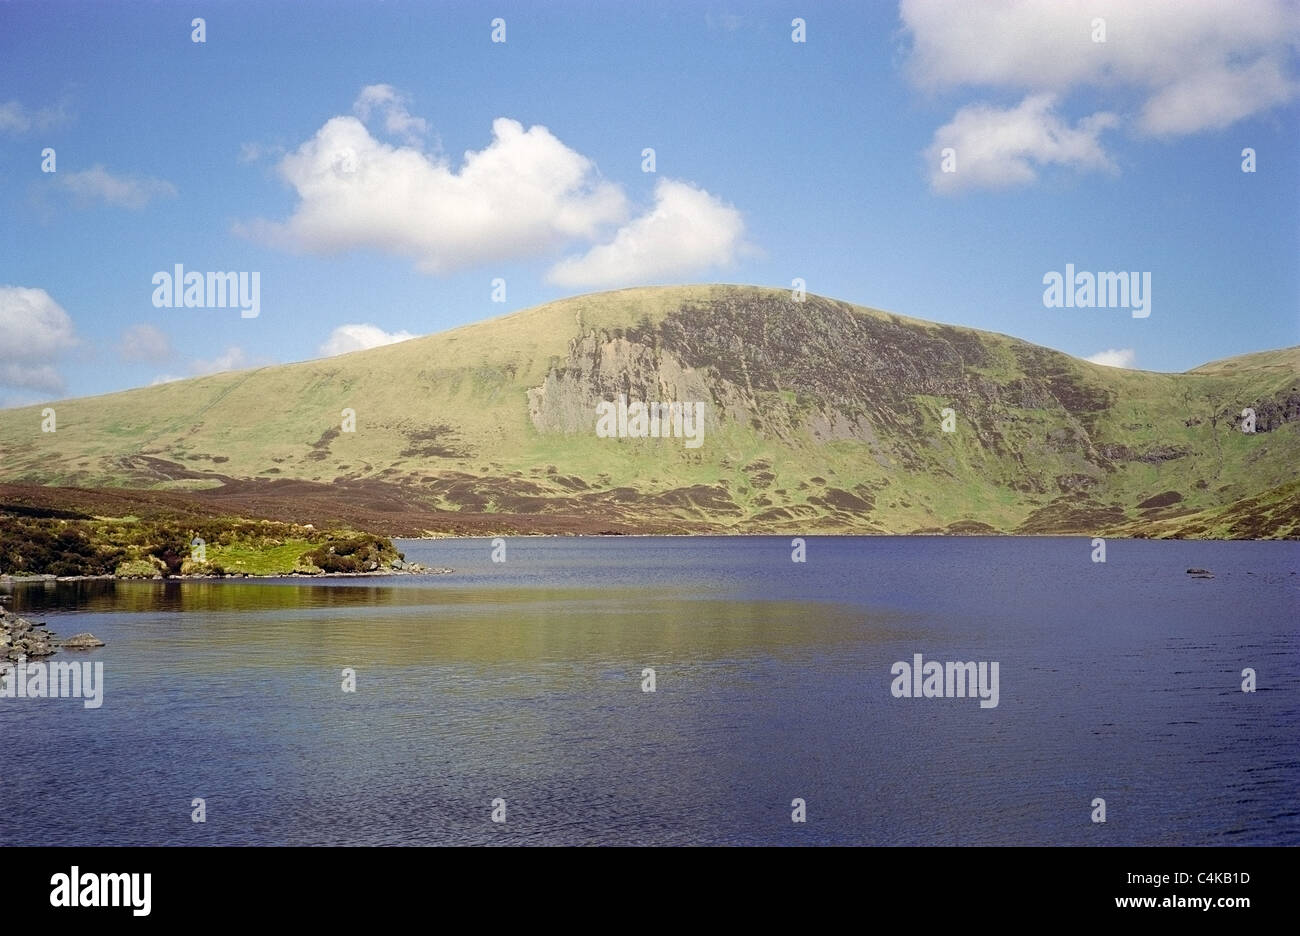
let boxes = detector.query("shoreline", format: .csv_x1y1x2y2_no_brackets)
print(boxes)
391,531,1296,542
0,567,454,585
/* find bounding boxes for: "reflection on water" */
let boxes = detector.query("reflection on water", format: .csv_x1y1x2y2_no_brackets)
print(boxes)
1,536,1296,845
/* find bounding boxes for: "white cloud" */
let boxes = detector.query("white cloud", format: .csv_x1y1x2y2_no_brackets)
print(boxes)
245,115,628,271
119,324,173,363
928,94,1118,192
353,84,430,143
239,103,628,274
190,346,252,376
0,363,64,394
0,286,78,394
240,88,756,282
902,0,1300,138
1139,58,1297,137
151,346,270,384
0,99,71,135
547,179,749,288
319,323,417,357
57,165,177,209
238,141,285,164
1085,348,1137,368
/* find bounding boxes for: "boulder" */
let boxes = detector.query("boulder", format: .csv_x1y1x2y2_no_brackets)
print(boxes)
60,632,105,649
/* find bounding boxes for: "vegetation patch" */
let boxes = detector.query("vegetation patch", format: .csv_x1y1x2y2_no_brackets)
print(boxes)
0,512,404,578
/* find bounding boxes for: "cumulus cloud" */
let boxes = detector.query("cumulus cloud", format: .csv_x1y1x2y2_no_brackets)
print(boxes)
1085,348,1137,368
902,0,1299,126
319,323,417,357
239,112,627,274
0,99,71,134
238,141,285,164
547,179,749,288
119,324,173,363
240,88,756,283
0,363,65,397
904,0,1300,190
150,346,270,385
1138,58,1297,137
928,94,1118,192
353,84,430,143
0,286,78,394
57,165,177,209
190,346,252,376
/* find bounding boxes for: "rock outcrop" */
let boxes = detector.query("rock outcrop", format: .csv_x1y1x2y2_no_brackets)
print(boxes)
1,608,103,663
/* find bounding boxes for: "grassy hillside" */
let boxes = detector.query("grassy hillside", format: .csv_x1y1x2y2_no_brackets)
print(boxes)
0,285,1296,537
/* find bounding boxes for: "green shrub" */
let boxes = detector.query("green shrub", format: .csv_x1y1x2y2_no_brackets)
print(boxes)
297,532,398,573
0,517,125,575
115,558,163,579
179,558,225,576
1,514,397,578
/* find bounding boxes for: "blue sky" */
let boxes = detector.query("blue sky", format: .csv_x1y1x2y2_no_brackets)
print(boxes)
1,0,1297,406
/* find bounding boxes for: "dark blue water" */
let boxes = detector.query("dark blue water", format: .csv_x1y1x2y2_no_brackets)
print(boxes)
2,537,1296,845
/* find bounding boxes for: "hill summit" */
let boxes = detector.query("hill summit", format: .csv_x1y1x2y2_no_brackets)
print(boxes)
1,285,1296,538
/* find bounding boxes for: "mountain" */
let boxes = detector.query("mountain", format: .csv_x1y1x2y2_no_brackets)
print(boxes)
1,285,1296,538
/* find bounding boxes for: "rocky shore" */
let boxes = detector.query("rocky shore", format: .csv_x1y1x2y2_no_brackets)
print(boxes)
0,564,453,585
1,605,104,664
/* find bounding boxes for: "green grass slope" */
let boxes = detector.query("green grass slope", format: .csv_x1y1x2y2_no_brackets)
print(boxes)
0,285,1296,537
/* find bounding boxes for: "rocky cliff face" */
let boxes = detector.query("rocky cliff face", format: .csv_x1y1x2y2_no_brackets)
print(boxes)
527,333,717,435
518,289,1298,535
529,294,1126,470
